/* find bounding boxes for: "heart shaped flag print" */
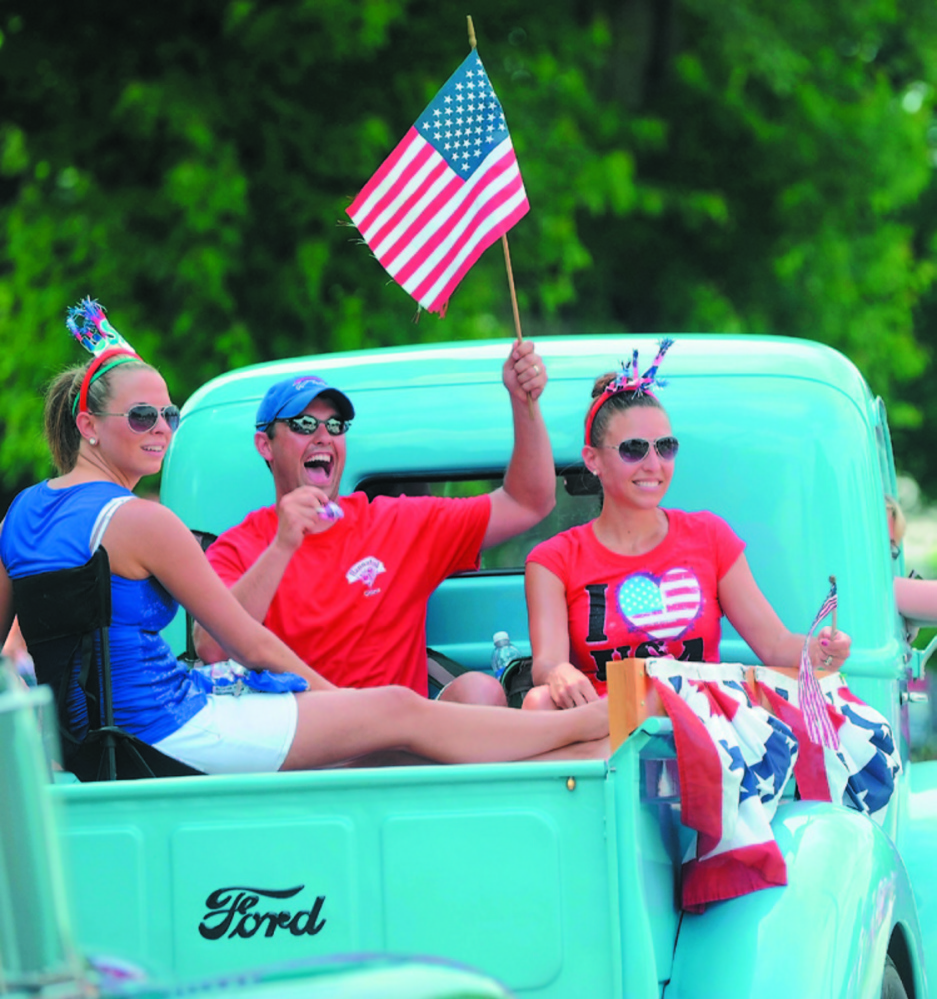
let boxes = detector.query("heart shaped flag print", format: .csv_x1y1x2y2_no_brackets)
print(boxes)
617,568,702,640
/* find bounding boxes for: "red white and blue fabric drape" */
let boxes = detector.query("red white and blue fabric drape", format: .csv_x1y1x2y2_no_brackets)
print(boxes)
644,659,901,913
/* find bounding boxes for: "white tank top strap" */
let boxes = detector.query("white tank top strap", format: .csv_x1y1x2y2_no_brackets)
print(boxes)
90,495,136,553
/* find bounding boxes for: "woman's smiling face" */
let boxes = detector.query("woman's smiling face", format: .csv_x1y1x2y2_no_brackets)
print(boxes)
587,405,676,511
90,367,176,482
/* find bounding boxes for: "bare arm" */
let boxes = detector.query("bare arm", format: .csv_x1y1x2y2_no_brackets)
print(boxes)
718,553,851,669
483,341,556,550
194,485,334,663
526,562,599,707
895,576,937,625
0,557,14,653
104,501,335,690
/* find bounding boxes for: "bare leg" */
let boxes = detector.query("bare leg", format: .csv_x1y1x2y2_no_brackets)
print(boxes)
281,686,607,770
439,671,508,706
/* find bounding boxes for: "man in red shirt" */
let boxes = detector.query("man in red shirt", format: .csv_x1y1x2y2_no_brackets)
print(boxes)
194,340,553,704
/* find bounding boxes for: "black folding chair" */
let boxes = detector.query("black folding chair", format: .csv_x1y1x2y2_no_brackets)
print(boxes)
12,547,202,781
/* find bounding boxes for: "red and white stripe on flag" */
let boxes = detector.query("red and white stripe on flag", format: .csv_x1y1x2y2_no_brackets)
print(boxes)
347,51,529,315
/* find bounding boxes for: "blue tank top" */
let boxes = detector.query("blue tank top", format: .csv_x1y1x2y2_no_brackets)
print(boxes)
1,481,208,744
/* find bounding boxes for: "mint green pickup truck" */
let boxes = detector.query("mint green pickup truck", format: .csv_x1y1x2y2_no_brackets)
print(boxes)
6,334,937,999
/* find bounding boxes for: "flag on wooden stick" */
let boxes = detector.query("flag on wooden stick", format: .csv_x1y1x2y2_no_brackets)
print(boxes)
797,579,840,749
346,50,529,315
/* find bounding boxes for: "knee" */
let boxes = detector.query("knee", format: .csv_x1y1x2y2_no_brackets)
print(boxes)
522,685,557,711
383,684,424,711
440,671,507,706
355,684,425,726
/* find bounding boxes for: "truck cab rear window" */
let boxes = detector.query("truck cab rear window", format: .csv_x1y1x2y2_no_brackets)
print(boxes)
357,468,600,572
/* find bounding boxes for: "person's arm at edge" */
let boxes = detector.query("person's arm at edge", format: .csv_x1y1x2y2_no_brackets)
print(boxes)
0,555,14,653
895,575,937,626
0,552,49,704
482,340,556,550
718,553,851,668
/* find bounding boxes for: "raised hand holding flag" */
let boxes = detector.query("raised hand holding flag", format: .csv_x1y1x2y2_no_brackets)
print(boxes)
346,47,529,316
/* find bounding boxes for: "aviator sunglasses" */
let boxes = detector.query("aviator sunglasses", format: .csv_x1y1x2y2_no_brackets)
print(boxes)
278,414,351,436
601,436,680,463
95,404,181,433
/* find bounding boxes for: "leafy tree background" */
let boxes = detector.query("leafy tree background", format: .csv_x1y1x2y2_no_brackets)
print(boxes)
2,0,937,510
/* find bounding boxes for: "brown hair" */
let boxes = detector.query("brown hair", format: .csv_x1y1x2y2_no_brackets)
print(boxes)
44,358,155,473
586,373,664,447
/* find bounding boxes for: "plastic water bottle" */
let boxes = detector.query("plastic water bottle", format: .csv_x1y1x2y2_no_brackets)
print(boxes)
491,631,521,680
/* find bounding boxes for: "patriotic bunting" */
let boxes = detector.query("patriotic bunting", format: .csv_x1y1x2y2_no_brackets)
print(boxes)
647,661,797,913
754,667,902,824
644,658,902,913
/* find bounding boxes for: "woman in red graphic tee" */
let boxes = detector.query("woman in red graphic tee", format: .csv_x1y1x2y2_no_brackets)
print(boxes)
523,342,852,710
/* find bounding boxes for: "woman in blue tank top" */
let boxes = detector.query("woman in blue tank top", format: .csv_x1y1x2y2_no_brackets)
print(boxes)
0,298,609,774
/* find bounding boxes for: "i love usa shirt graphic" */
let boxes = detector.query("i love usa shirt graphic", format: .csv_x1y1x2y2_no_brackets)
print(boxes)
616,568,702,641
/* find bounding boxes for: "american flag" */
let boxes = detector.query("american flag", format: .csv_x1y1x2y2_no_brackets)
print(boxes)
797,580,839,749
346,50,529,315
617,569,702,639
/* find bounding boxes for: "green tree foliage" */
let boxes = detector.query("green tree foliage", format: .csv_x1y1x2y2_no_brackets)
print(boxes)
1,0,937,495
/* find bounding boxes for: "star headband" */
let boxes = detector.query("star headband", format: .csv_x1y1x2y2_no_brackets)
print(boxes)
66,298,142,416
584,338,674,446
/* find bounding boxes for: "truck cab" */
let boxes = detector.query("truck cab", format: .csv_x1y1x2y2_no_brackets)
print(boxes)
17,334,937,998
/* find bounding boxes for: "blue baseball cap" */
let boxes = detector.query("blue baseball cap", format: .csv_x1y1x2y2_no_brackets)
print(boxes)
255,375,355,431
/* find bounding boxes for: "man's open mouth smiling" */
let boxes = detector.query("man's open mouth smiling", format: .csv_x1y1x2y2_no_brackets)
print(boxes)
304,450,333,483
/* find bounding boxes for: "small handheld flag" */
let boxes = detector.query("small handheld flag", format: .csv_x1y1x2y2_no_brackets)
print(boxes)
798,578,840,749
346,50,529,315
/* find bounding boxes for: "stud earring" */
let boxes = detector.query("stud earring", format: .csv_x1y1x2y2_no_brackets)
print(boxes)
89,438,97,446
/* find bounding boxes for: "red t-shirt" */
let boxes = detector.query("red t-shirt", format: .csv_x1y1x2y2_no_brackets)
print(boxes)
207,492,491,695
527,509,745,696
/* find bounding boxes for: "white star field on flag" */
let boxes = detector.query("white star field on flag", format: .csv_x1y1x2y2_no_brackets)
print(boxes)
417,54,509,175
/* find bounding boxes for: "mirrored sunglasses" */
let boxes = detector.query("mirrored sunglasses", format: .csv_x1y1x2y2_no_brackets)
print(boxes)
609,436,679,462
280,414,350,436
96,404,181,433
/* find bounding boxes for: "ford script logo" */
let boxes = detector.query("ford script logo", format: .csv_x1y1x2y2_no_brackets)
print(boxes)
199,885,326,940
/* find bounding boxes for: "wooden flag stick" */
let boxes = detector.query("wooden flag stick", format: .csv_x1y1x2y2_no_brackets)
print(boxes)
503,221,532,417
501,232,524,345
467,14,532,414
829,574,838,637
